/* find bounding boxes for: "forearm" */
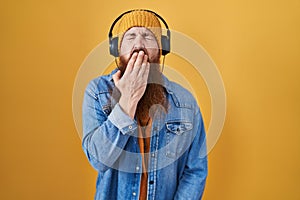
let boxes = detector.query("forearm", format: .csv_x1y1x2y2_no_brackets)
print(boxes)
82,118,133,172
119,95,138,119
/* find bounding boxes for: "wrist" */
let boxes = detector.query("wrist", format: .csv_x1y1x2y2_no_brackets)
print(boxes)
119,96,137,119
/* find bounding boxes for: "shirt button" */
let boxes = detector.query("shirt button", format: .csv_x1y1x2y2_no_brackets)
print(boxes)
151,153,155,157
129,125,132,129
132,192,136,196
136,166,140,171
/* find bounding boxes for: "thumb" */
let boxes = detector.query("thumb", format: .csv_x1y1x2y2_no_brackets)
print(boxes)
112,70,121,84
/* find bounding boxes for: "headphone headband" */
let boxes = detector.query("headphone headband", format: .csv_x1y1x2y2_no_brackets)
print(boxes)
108,9,171,57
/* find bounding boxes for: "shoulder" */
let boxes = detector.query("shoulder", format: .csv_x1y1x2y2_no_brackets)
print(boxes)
85,69,117,96
165,78,199,110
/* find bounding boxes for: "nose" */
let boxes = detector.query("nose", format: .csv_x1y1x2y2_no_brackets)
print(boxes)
133,35,145,50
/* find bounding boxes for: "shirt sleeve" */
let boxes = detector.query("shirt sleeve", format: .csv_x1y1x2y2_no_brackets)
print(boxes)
81,79,138,172
174,107,208,200
108,103,137,135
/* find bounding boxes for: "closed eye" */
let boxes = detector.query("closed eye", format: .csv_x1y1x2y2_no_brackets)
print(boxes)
142,33,155,40
125,33,136,40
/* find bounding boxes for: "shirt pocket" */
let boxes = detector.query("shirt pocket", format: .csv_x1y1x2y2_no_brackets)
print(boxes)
165,121,193,159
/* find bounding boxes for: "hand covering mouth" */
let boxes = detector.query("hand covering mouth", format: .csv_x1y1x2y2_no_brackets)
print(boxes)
131,47,149,57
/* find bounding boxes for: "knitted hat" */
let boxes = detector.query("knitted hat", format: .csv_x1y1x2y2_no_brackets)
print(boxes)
112,10,162,55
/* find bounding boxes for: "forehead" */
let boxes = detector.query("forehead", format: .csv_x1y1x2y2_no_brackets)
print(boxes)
124,27,154,35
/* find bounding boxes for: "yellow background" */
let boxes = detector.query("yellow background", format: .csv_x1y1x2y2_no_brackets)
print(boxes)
1,0,300,199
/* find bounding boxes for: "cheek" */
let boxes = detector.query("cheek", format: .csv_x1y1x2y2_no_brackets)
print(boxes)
148,48,160,60
145,41,159,58
119,42,132,57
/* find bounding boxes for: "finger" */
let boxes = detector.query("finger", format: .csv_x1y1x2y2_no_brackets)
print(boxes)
137,55,148,76
123,52,138,76
142,54,148,64
131,51,145,75
140,62,150,81
138,63,150,87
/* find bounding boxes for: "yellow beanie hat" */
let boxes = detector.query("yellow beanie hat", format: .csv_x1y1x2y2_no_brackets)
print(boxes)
112,10,162,54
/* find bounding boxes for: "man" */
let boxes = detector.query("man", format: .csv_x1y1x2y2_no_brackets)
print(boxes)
82,9,207,200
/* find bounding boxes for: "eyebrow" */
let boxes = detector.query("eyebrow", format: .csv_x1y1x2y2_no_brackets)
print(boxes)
125,33,136,37
142,32,151,37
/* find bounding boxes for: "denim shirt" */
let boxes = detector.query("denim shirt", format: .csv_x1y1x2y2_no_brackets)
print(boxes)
82,69,208,200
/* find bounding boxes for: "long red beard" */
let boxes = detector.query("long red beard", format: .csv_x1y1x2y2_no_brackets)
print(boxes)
118,54,168,125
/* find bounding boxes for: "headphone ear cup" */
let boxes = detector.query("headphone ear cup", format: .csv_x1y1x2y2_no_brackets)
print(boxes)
109,37,119,57
161,35,170,55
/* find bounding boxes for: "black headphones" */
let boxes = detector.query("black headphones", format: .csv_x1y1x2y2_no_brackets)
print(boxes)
108,9,171,57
